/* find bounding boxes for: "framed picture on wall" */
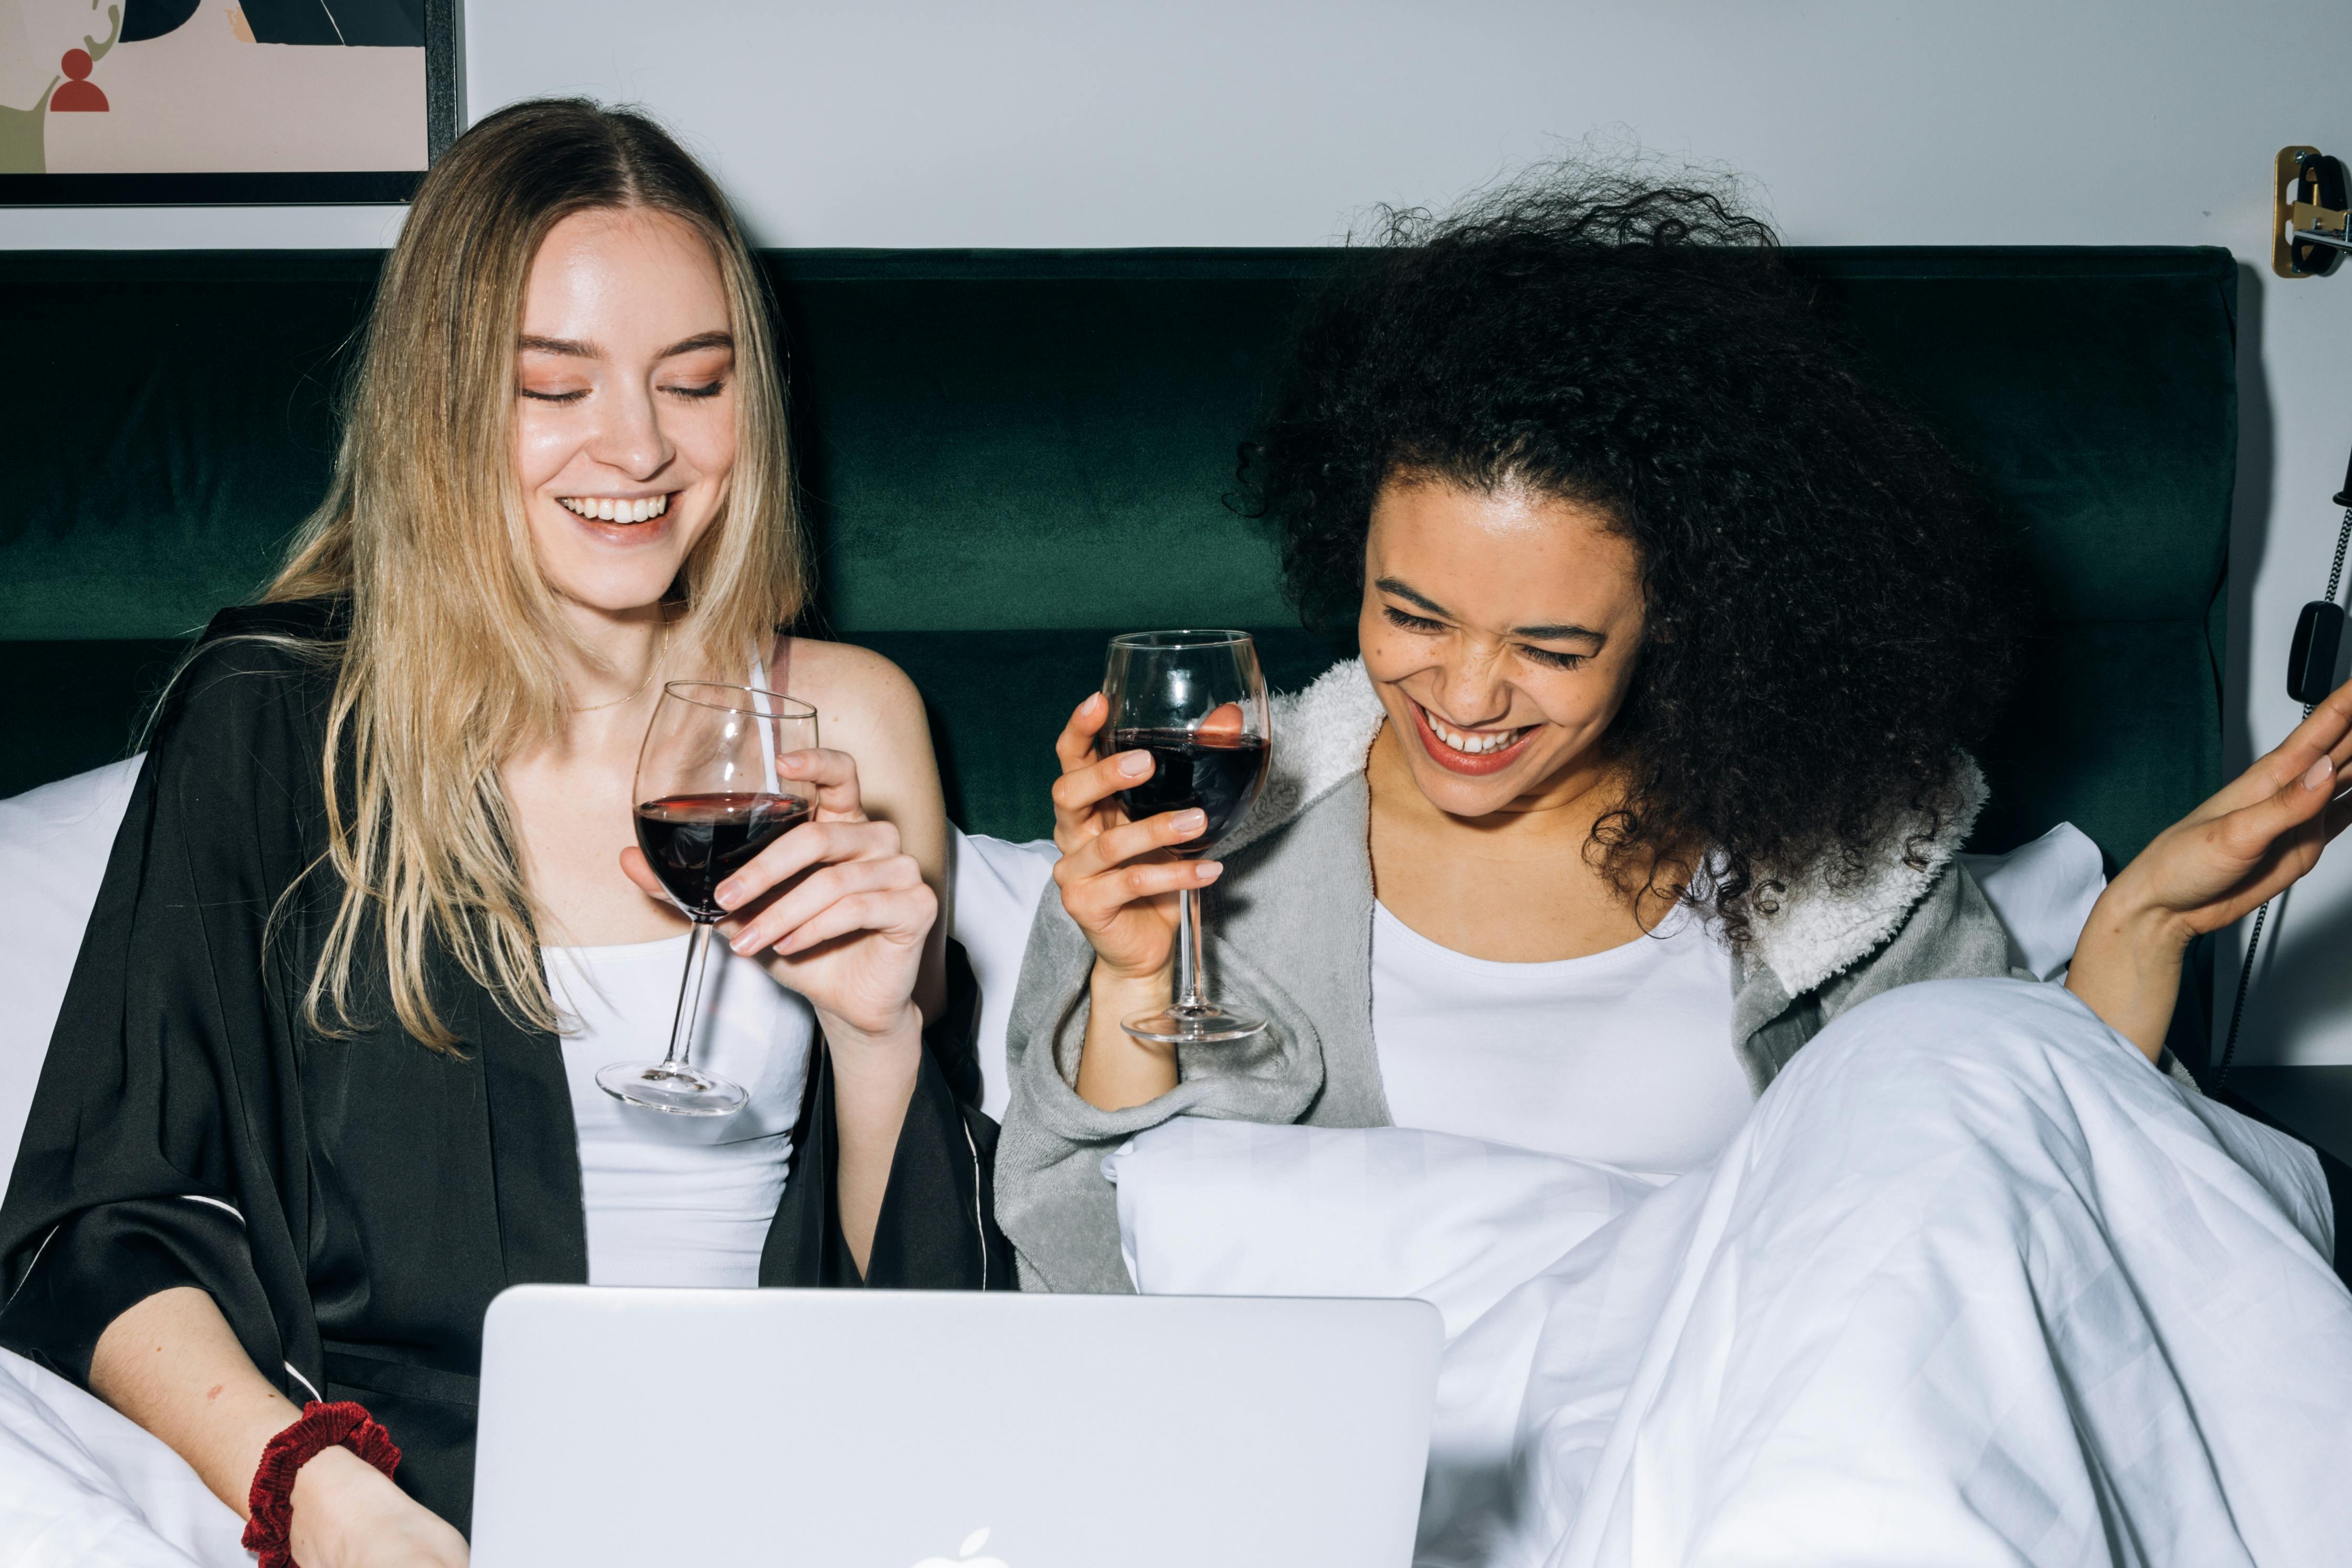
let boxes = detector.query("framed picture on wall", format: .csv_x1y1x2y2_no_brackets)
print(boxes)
0,0,460,204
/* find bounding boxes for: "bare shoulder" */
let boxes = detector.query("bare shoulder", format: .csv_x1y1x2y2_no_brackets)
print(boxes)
783,636,928,745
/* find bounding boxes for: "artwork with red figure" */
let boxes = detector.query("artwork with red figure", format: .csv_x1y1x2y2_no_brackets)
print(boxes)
49,50,108,113
1,0,430,182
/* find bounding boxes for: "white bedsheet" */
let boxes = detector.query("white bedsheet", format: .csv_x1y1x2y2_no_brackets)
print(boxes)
1107,978,2352,1567
0,1347,242,1567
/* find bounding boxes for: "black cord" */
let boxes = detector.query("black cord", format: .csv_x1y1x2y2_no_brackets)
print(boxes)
2327,503,2352,606
2215,499,2352,1089
2215,901,2269,1086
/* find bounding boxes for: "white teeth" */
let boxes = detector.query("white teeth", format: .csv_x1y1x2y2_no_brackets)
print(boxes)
1427,711,1525,756
558,494,670,522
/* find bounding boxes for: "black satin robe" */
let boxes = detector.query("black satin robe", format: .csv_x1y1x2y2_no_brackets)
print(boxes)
0,601,1013,1532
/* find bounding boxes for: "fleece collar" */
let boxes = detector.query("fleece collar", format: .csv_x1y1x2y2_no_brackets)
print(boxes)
1227,659,1984,999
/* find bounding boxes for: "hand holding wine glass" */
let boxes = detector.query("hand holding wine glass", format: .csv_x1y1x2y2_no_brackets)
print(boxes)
1048,690,1223,983
1049,630,1272,1045
688,744,935,1046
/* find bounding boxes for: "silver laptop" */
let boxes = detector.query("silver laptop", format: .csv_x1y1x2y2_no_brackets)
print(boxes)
470,1285,1441,1568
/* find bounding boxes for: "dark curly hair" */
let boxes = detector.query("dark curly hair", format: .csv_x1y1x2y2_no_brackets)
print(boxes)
1236,170,2018,946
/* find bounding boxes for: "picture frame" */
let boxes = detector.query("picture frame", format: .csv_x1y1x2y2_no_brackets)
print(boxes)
0,0,461,205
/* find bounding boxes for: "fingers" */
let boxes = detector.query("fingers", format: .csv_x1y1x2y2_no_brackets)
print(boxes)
1199,701,1246,736
728,854,932,956
1051,740,1156,840
1057,855,1223,930
1056,807,1208,886
2218,677,2352,818
618,845,666,902
1054,691,1111,774
766,882,939,959
2190,755,2337,928
2213,752,2334,862
713,817,900,912
776,748,865,820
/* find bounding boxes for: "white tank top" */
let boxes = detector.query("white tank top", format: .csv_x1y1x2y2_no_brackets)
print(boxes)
547,935,816,1286
1371,901,1752,1178
543,636,811,1287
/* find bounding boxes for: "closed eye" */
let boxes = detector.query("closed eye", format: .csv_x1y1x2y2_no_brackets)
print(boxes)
518,386,588,404
1517,644,1589,671
664,378,727,400
1382,605,1446,634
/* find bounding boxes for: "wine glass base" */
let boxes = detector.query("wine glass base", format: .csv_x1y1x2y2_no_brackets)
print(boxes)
1120,1003,1268,1046
596,1061,749,1116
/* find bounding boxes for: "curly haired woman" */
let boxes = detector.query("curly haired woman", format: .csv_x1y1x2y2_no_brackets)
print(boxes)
995,165,2346,1250
993,171,2352,1559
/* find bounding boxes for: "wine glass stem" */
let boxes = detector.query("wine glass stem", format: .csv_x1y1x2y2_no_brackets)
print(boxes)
1174,883,1208,1013
664,919,720,1069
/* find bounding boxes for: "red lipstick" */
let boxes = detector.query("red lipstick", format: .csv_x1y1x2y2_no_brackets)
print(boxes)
1408,700,1535,776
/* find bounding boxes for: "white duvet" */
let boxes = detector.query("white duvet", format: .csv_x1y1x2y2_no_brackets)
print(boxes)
1107,978,2352,1568
0,1349,242,1567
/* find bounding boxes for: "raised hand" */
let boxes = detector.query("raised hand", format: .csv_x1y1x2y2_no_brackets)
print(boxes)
2069,675,2352,1056
622,747,934,1046
1047,690,1225,983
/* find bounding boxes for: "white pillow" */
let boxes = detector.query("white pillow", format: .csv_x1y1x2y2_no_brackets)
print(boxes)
1957,820,2107,982
949,830,1058,1120
0,788,2097,1193
0,757,142,1191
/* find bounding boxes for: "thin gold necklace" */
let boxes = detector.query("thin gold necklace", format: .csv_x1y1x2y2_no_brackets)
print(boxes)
569,618,670,713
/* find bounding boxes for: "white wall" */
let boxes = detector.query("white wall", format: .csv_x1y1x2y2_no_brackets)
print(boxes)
4,0,2350,1062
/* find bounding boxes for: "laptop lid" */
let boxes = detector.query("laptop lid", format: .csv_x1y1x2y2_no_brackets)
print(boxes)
470,1285,1440,1568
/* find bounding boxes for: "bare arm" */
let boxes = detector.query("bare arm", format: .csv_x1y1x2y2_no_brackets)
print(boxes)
786,638,951,1019
90,1287,466,1568
2069,676,2352,1057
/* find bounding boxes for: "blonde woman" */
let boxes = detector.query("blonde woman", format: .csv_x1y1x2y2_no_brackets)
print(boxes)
0,100,1006,1564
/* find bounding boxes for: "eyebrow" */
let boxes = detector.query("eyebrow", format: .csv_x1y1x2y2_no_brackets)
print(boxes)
516,330,734,360
1376,576,1608,646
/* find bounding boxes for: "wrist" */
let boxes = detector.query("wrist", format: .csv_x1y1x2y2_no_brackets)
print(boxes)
2083,870,2196,964
286,1446,386,1568
820,999,923,1058
1090,955,1174,996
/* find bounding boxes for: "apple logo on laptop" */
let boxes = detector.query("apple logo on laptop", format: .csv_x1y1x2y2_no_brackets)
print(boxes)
914,1526,1007,1567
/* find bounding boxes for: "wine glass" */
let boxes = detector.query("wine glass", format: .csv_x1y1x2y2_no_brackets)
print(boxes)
1102,630,1273,1045
598,682,820,1116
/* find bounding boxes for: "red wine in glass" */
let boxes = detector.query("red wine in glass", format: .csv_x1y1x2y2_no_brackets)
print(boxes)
635,792,815,919
1107,728,1268,855
1100,630,1273,1046
598,683,819,1117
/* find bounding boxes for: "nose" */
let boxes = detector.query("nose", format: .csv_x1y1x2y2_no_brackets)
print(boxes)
1429,639,1514,726
584,377,675,483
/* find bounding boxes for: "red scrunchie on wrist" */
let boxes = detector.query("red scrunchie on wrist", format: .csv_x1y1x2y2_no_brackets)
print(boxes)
242,1399,402,1568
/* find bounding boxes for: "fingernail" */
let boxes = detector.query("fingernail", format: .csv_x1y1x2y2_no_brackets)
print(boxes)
2304,754,2335,791
714,881,740,907
1120,751,1153,777
728,932,753,955
1175,809,1206,834
1198,860,1223,882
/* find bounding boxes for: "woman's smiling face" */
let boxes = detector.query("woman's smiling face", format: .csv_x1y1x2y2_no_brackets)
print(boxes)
513,205,737,617
1358,473,1648,818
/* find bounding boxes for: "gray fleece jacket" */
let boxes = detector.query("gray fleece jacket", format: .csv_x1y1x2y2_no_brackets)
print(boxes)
996,659,2024,1293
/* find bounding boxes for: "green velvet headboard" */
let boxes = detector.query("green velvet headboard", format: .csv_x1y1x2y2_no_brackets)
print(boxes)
0,247,2233,874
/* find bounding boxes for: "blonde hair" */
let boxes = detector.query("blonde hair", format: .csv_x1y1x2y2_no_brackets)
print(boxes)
267,98,804,1051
